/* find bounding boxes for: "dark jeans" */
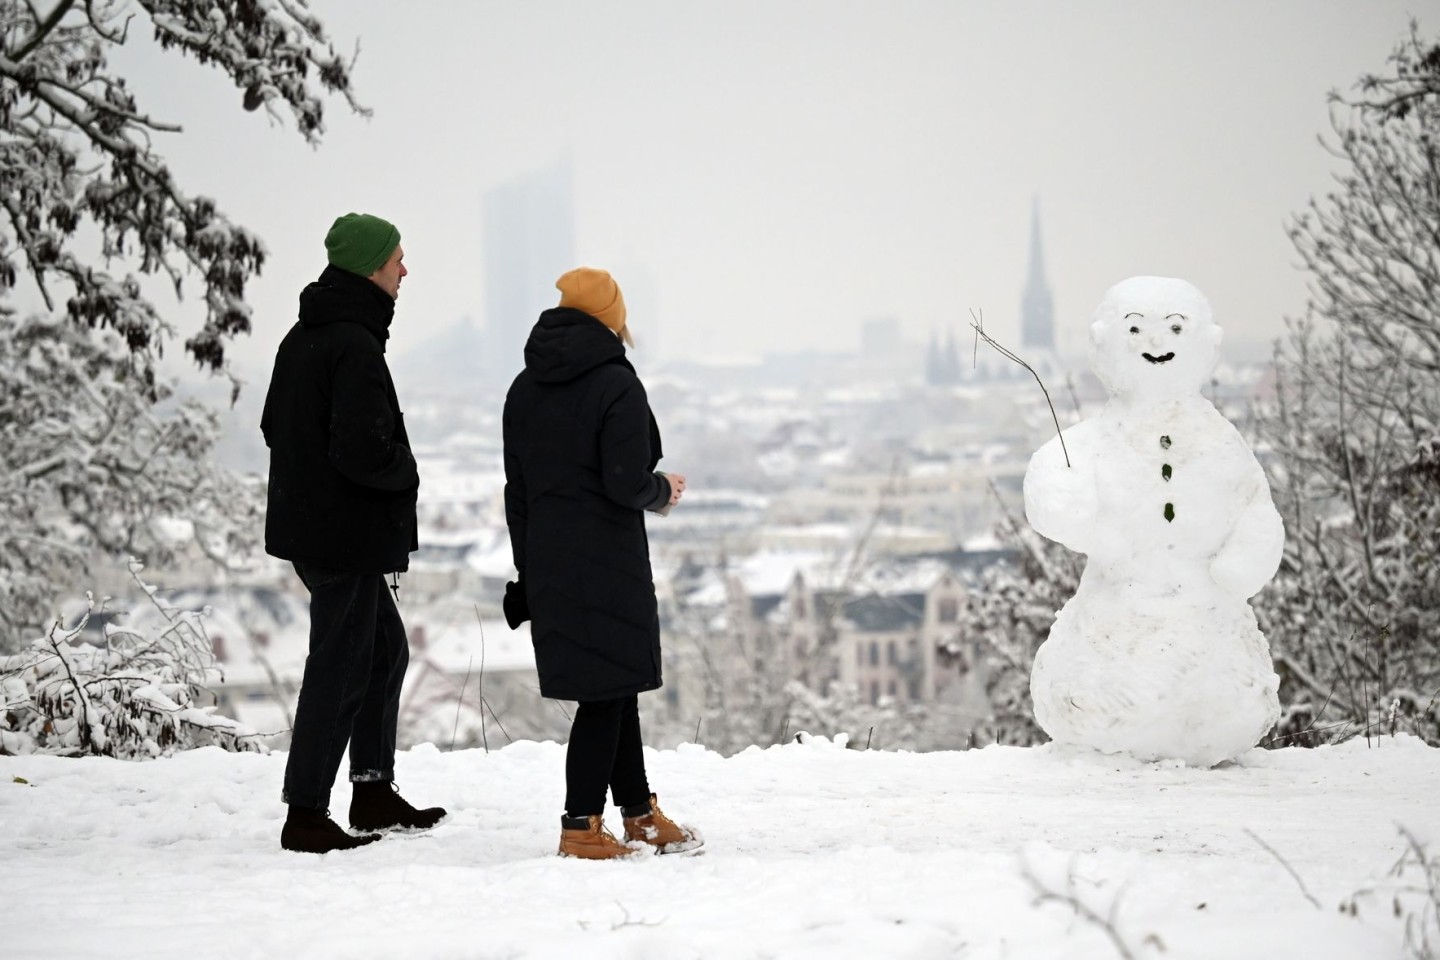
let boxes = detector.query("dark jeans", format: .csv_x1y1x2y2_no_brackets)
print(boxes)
564,695,651,818
282,563,409,810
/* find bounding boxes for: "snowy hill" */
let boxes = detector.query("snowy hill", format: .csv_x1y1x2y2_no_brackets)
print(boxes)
3,736,1437,959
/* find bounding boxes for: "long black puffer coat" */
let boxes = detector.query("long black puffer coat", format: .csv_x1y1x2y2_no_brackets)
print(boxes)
261,264,419,573
502,307,672,702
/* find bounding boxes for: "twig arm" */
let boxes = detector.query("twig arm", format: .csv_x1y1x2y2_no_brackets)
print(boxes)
969,310,1071,467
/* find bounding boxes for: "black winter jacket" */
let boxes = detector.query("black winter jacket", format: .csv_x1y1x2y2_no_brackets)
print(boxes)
502,308,671,701
261,264,419,573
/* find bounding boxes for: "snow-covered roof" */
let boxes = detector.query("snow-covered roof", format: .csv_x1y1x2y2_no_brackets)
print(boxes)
412,616,534,675
465,531,518,579
684,549,958,606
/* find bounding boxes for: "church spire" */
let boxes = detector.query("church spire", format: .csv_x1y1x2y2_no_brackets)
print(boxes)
1021,197,1055,352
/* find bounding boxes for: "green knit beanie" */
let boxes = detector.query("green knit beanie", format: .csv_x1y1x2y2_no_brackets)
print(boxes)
324,212,401,276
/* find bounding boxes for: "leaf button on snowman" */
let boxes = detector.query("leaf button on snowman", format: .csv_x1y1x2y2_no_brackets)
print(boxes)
1024,276,1283,767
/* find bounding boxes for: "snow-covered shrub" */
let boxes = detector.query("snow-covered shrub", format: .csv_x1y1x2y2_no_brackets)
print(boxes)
0,561,266,759
780,679,910,751
1256,25,1440,748
951,510,1080,747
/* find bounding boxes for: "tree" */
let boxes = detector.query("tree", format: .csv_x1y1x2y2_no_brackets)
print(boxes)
1,0,366,387
0,306,261,650
0,1,364,648
1256,21,1440,746
1352,21,1440,124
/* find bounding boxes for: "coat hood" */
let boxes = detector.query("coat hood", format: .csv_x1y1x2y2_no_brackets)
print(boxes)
523,307,627,384
298,264,396,349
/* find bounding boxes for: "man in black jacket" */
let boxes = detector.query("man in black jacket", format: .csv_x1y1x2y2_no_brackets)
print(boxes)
261,212,445,854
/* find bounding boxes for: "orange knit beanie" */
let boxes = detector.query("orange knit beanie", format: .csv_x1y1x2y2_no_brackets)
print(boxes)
555,267,627,335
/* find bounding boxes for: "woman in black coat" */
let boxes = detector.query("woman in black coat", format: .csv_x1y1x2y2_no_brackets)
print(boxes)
502,267,702,859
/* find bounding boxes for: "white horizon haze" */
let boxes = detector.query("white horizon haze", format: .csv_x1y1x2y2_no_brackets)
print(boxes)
29,0,1431,392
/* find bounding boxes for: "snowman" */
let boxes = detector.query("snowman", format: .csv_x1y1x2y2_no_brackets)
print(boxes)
1024,276,1283,767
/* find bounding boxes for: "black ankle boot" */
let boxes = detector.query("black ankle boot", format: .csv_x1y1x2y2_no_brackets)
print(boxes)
349,781,447,831
281,806,382,854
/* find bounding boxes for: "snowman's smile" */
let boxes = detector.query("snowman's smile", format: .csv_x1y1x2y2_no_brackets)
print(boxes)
1143,352,1176,364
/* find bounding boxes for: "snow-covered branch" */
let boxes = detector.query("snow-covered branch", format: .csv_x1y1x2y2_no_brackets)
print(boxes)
0,0,366,373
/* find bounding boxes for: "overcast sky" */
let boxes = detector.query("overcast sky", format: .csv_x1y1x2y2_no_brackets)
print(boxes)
100,0,1429,386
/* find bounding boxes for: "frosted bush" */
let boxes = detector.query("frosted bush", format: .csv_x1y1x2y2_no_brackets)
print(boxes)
1,562,265,759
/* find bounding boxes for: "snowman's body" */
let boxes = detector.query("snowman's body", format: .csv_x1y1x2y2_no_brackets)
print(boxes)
1024,277,1282,767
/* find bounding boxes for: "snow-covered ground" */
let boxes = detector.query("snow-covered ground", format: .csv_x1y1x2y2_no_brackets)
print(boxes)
3,735,1437,959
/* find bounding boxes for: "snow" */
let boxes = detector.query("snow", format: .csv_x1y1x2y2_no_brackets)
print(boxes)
3,735,1437,958
962,529,1004,552
1024,277,1283,767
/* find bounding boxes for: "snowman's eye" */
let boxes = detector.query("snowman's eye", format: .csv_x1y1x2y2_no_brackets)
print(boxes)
1171,324,1182,334
1129,326,1140,334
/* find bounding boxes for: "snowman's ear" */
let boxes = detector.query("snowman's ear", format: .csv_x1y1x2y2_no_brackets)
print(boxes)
1207,324,1224,348
1089,321,1107,347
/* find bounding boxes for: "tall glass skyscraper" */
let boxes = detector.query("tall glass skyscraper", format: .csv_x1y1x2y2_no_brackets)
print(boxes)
482,153,576,382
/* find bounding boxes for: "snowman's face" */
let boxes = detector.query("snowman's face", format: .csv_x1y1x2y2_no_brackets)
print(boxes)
1088,276,1222,402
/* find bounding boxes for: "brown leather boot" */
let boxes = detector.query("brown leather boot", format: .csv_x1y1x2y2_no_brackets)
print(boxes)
622,794,704,855
558,814,652,860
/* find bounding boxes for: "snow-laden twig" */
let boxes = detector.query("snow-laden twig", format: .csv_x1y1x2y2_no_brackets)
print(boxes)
1019,850,1162,959
1341,824,1440,958
576,901,667,931
1244,828,1322,910
44,603,104,755
450,656,473,754
468,606,511,751
476,611,488,753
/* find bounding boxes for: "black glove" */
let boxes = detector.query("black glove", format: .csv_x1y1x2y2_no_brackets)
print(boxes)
503,580,531,628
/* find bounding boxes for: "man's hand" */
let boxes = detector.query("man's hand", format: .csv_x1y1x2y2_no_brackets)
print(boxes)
667,472,686,506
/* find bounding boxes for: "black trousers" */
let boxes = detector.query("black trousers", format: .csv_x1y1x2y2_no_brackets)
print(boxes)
564,695,651,818
282,564,409,810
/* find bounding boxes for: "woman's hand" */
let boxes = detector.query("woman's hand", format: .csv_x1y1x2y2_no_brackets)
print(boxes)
667,472,686,506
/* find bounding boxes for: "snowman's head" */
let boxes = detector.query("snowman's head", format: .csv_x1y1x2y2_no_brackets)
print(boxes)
1088,276,1222,402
